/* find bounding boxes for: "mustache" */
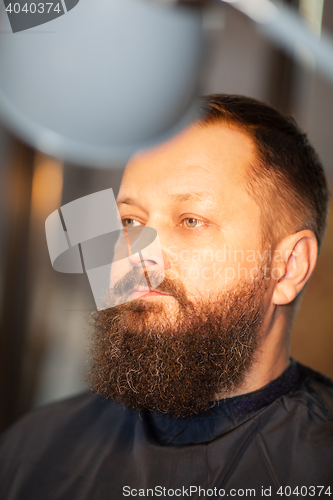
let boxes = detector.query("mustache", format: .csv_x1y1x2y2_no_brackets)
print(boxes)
113,267,189,305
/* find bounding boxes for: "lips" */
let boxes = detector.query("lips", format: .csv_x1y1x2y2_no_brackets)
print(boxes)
130,287,172,299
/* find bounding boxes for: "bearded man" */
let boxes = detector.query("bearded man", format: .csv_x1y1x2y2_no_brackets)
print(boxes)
0,94,332,498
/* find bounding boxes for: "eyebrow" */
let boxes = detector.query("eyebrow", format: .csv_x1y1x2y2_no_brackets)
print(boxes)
166,192,213,203
117,192,214,206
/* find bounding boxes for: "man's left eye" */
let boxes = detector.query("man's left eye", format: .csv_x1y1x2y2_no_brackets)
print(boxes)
182,218,204,228
122,218,141,228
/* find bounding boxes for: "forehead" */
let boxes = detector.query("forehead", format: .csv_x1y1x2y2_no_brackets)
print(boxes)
119,123,256,205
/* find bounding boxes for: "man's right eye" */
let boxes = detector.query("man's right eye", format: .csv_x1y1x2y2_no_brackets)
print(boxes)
122,218,141,228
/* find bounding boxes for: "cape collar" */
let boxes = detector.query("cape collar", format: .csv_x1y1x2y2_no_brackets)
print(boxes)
142,360,301,446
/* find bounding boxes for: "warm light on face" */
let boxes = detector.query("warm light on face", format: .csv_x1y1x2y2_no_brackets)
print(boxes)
117,123,263,301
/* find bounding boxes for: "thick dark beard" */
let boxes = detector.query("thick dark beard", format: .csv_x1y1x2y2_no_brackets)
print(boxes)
87,269,268,418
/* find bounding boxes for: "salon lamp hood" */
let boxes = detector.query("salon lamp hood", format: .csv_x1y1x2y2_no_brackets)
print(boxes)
0,0,203,167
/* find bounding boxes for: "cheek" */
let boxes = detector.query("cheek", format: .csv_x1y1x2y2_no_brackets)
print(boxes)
164,207,263,291
169,245,264,293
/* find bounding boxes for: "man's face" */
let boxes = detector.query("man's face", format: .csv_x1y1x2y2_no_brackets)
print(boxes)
117,122,263,301
89,123,270,417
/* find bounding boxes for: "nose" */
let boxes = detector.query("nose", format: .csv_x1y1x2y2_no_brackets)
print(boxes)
126,226,171,273
128,252,157,268
128,238,168,272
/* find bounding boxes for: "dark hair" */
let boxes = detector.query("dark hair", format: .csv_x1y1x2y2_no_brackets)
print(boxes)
197,94,329,250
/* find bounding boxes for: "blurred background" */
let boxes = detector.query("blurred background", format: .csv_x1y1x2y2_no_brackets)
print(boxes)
0,0,332,433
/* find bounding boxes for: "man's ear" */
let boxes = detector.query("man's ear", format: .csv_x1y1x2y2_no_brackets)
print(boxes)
272,230,318,306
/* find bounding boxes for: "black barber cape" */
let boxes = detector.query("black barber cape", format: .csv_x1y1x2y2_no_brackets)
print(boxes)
0,361,332,500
